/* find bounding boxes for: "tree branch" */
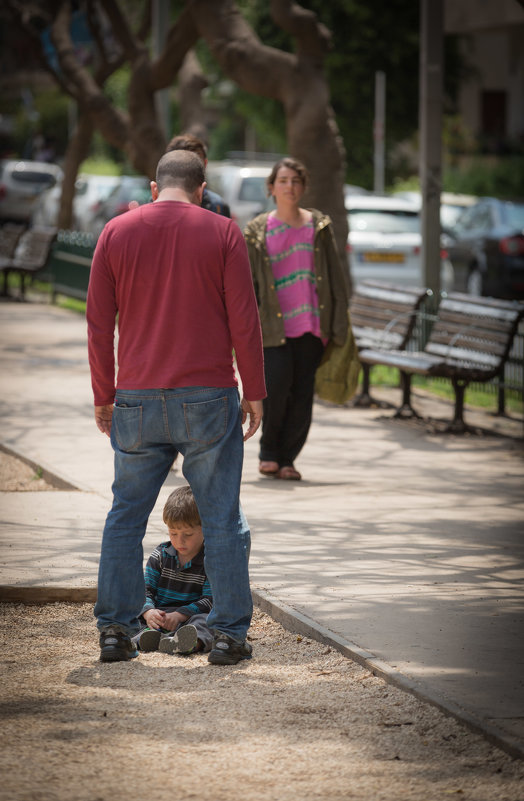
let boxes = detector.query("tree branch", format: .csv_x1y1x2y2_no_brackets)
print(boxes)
270,0,332,63
99,0,142,61
149,3,200,90
49,2,130,150
188,0,294,100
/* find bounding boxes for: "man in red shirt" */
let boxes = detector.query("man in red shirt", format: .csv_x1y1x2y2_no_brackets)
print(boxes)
87,150,265,665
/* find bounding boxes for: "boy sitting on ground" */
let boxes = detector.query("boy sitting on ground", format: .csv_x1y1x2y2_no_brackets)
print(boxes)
133,485,214,655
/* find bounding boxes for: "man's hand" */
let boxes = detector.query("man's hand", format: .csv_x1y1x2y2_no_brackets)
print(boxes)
241,398,263,441
94,404,114,436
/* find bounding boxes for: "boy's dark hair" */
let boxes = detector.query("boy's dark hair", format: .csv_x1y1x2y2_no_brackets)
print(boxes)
163,485,202,527
155,150,205,194
266,156,308,196
165,133,207,163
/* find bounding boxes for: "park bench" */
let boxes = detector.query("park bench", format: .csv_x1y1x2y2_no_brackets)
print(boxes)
0,225,57,300
0,222,27,296
358,292,524,432
349,280,431,406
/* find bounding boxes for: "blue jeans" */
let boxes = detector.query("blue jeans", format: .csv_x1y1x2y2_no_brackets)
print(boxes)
94,387,252,642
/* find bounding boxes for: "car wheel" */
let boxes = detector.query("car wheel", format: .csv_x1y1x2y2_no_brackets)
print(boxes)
466,268,483,296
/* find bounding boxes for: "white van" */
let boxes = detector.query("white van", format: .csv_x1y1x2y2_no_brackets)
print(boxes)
205,160,273,230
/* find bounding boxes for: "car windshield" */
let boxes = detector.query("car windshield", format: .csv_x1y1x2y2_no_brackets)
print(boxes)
238,177,267,203
504,202,524,230
441,205,467,229
12,170,56,186
348,209,420,234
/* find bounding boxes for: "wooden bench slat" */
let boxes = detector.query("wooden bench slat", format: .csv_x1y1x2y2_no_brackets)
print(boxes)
356,290,524,431
0,226,57,299
431,331,507,356
425,343,501,370
348,280,430,406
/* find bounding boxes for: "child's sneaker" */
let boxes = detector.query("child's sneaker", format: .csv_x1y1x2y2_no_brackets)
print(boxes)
99,626,139,662
137,628,163,652
159,624,199,655
207,632,252,665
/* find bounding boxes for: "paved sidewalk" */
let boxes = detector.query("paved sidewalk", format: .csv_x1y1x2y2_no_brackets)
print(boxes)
1,300,523,760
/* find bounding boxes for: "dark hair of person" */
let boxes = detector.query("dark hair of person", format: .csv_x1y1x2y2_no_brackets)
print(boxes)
163,485,202,528
155,150,205,194
266,157,308,196
165,133,207,163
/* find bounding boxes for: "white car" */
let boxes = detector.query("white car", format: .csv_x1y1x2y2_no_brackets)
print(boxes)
346,194,454,290
205,161,273,229
33,173,121,231
393,190,478,232
0,159,63,223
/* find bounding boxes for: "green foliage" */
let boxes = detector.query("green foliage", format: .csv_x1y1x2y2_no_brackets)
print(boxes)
445,158,524,200
78,157,122,176
10,88,70,158
366,364,523,416
389,154,524,200
103,67,131,110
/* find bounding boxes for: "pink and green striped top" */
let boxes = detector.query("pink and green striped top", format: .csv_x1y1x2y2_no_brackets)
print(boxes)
266,214,321,339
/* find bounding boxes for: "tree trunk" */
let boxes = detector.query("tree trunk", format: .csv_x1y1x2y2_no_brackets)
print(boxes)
57,108,94,230
177,51,210,143
187,0,349,286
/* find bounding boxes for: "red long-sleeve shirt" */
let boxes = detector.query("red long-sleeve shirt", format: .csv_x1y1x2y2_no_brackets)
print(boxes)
86,200,266,406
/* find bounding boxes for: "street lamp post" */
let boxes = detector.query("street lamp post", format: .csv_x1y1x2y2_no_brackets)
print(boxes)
419,0,443,294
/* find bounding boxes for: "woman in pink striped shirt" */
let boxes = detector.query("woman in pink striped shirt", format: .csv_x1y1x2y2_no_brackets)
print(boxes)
244,158,349,480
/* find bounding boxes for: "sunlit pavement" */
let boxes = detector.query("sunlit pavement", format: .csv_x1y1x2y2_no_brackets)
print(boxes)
1,299,523,760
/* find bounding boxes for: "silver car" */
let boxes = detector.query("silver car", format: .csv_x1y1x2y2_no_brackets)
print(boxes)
346,194,454,291
205,161,273,229
0,159,63,223
34,173,121,231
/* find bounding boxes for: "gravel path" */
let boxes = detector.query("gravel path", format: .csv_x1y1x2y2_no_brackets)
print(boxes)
1,602,523,801
1,452,524,800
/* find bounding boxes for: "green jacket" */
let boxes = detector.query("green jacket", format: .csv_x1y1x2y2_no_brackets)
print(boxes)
244,210,349,348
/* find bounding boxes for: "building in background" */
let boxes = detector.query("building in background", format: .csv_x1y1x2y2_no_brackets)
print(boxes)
445,0,524,155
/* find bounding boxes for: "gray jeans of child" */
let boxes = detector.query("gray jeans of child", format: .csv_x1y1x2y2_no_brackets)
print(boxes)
133,612,214,652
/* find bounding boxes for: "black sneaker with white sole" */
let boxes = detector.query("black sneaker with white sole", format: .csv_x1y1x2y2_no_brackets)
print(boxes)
207,632,252,665
159,624,199,655
99,626,139,662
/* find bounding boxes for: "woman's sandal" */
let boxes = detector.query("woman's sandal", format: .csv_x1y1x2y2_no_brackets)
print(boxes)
276,465,302,481
259,460,280,475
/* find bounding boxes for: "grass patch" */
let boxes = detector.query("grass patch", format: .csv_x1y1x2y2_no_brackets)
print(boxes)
368,365,523,417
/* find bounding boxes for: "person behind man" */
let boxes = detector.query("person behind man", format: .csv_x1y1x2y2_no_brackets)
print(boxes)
165,133,230,217
86,149,265,666
133,485,214,656
244,157,348,481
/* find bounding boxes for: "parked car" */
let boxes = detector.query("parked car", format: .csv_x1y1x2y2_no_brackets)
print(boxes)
0,159,63,223
344,183,371,205
205,161,273,229
34,173,121,231
32,173,121,230
89,175,152,236
392,190,478,232
74,174,122,232
346,194,454,290
444,197,524,299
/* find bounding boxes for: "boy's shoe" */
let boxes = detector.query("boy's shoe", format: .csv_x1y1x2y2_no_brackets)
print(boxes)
99,626,139,662
159,624,199,655
207,632,253,665
137,628,162,652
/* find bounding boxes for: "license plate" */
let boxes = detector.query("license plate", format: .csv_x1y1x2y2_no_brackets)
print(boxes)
360,252,405,263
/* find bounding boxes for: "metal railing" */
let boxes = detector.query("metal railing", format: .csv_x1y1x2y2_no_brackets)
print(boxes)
46,230,95,302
